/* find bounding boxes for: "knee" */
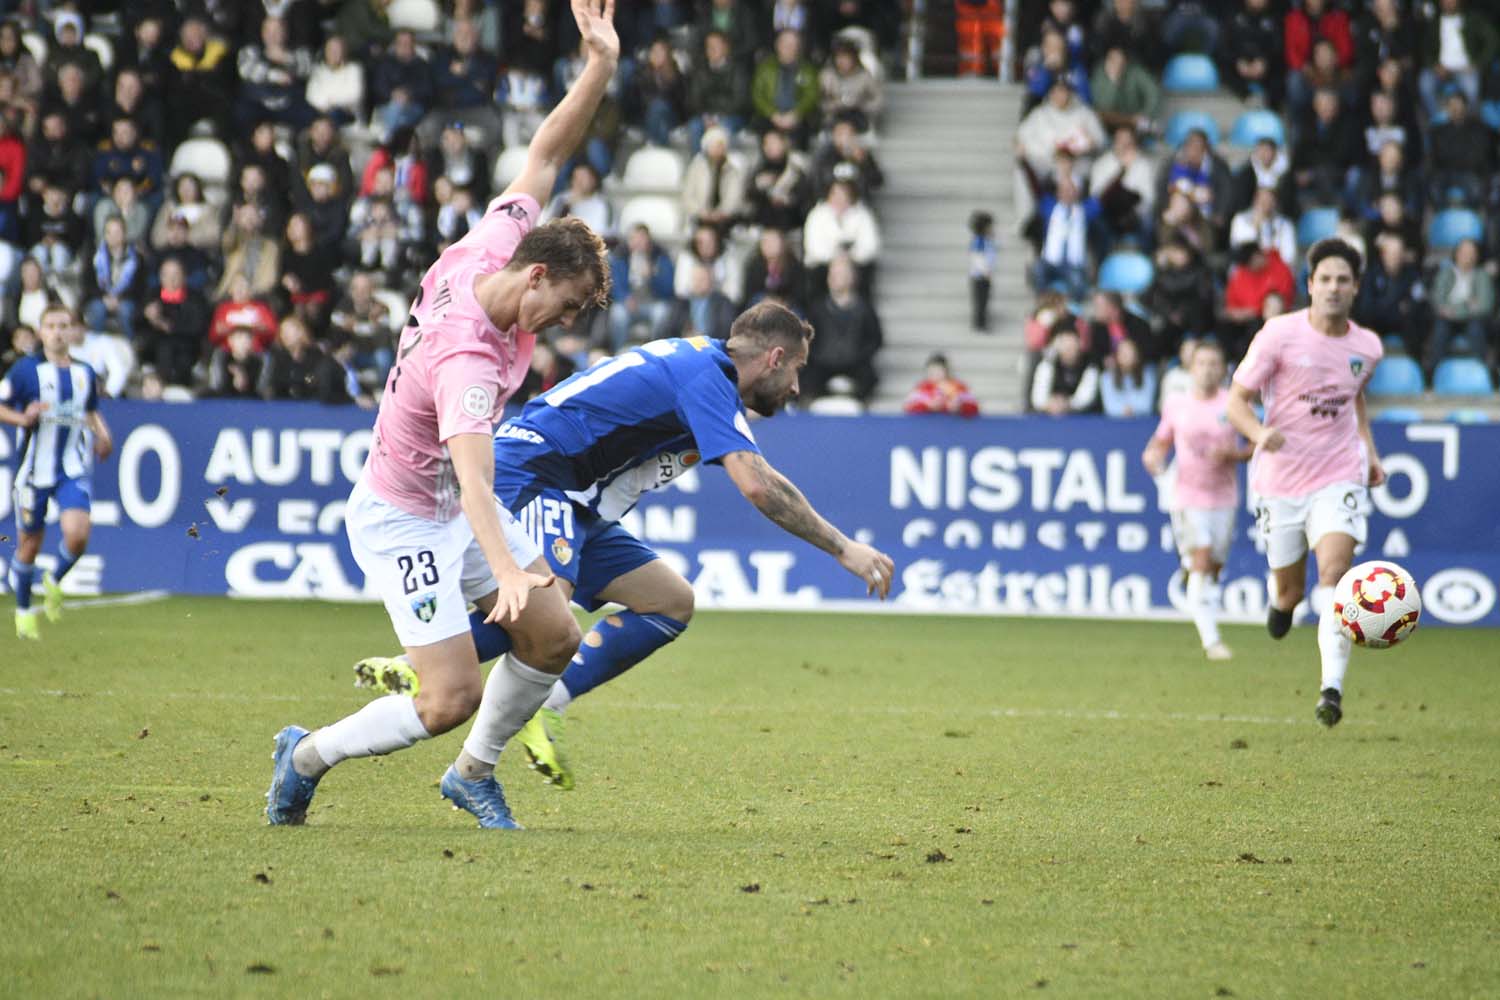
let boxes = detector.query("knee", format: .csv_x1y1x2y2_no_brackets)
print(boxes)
651,579,695,625
417,676,483,735
521,617,582,673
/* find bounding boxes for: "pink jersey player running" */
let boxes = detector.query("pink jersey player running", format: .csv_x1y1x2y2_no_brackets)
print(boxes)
1143,340,1250,661
268,0,621,827
1228,238,1386,727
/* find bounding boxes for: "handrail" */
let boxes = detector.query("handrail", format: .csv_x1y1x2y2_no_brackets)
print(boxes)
1000,0,1018,81
906,0,927,80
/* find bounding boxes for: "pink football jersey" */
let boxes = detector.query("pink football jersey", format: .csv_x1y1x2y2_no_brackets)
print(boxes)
1153,388,1240,510
364,194,541,520
1233,309,1383,498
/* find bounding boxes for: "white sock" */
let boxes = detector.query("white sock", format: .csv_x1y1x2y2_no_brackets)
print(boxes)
1186,572,1222,649
542,678,573,713
296,695,431,777
1313,584,1350,692
458,654,558,777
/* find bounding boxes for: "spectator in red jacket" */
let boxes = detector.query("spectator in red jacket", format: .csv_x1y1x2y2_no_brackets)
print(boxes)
905,353,980,417
0,111,26,242
1221,242,1293,357
209,274,279,353
1285,0,1353,112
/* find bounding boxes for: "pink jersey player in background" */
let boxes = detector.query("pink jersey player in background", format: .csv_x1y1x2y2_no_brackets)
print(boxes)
268,0,621,828
1228,238,1385,727
1143,339,1251,662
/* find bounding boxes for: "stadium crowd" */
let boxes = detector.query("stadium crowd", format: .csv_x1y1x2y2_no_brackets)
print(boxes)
0,0,899,408
1017,0,1500,416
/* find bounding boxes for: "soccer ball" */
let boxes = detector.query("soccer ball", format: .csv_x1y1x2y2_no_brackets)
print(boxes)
1333,561,1422,649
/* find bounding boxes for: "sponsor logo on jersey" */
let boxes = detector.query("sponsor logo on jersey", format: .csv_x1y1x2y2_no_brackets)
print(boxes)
411,591,438,622
496,422,545,445
551,537,573,566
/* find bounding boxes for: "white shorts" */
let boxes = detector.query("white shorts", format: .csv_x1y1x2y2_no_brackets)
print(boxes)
1172,506,1236,566
1254,481,1370,570
346,478,542,648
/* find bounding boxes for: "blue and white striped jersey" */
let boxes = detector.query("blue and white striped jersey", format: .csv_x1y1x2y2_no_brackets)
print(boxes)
0,355,99,489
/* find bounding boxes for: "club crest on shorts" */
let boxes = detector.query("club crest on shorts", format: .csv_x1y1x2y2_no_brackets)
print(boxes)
551,536,574,566
1349,356,1365,377
410,591,438,622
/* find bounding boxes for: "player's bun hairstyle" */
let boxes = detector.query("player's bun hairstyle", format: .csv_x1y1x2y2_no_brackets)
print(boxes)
1306,237,1363,283
509,216,612,308
727,300,814,355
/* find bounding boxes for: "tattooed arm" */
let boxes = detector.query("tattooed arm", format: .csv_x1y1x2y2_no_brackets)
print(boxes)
722,450,895,598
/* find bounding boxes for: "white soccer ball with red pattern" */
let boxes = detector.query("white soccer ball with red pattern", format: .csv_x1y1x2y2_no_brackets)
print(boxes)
1333,561,1422,649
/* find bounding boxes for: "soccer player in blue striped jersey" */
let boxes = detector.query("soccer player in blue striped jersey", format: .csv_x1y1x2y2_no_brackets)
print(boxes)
356,301,895,792
1,303,113,639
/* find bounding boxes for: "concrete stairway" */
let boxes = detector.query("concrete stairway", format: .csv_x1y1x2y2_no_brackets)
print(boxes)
871,79,1029,413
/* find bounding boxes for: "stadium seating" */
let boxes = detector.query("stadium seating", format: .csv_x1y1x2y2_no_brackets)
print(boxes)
1372,407,1423,422
1448,408,1493,423
1427,208,1484,252
1432,358,1494,395
610,147,686,196
1228,110,1285,149
1161,54,1218,93
1163,110,1220,149
617,196,684,242
1365,356,1425,396
169,137,232,188
1096,251,1154,294
20,29,44,63
1296,207,1341,248
83,32,112,71
1482,101,1500,131
491,147,530,192
387,0,441,32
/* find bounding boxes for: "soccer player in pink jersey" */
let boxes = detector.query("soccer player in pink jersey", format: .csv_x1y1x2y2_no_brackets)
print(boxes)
1143,340,1250,661
1227,239,1386,727
268,0,621,826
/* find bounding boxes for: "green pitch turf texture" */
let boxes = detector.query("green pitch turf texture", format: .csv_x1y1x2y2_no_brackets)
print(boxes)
3,598,1498,999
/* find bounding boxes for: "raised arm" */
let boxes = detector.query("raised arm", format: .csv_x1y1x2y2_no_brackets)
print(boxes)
503,0,620,208
721,449,895,599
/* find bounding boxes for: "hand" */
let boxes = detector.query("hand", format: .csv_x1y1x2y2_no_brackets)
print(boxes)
20,400,45,427
1143,450,1165,476
838,541,895,600
1368,457,1386,488
572,0,619,64
483,564,558,624
94,426,113,461
1257,426,1286,452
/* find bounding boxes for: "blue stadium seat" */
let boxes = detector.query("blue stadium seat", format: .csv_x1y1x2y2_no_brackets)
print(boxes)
1428,208,1484,251
1373,407,1423,423
1482,101,1500,130
1448,408,1493,423
1381,335,1407,355
1164,110,1221,149
1365,356,1424,396
1229,109,1286,148
1432,358,1494,395
1296,207,1341,248
1162,54,1219,93
1097,252,1155,295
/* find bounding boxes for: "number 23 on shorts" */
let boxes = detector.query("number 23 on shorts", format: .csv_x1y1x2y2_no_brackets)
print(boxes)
397,549,439,594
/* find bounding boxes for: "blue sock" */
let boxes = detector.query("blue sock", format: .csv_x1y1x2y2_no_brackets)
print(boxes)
468,608,514,663
11,560,35,611
54,542,83,583
561,611,688,701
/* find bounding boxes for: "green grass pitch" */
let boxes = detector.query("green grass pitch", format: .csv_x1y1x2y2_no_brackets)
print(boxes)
3,598,1499,998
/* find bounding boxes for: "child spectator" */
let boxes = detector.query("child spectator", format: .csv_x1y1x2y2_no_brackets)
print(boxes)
208,326,268,399
904,353,980,416
969,210,997,332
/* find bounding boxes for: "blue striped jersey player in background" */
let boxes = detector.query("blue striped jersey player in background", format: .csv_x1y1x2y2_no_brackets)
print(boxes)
1,304,113,640
355,301,896,791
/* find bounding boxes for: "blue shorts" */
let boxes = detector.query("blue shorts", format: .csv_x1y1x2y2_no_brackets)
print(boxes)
14,476,91,534
511,488,658,611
